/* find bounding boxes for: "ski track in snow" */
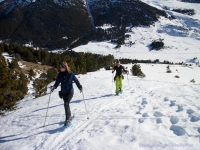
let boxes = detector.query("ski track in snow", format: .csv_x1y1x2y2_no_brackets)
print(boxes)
1,64,200,150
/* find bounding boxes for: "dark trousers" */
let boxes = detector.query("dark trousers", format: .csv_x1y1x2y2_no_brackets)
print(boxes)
63,92,74,121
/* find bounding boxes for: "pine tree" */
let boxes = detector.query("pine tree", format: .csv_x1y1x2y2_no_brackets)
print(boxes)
33,79,47,98
14,53,21,61
29,68,36,78
0,43,4,54
131,64,146,78
0,55,18,111
9,59,19,69
75,53,87,74
46,67,58,83
85,53,98,72
166,65,172,73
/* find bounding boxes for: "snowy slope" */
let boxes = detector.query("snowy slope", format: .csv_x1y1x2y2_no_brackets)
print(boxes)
0,64,200,150
73,0,200,63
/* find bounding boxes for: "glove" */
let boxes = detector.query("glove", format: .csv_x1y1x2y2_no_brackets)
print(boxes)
50,86,54,92
80,87,83,92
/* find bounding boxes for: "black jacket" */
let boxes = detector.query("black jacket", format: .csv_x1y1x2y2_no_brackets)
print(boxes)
53,71,82,95
113,65,127,76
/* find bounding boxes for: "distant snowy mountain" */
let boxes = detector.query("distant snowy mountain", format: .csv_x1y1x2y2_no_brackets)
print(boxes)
73,0,200,63
0,0,91,49
0,0,167,49
0,0,87,16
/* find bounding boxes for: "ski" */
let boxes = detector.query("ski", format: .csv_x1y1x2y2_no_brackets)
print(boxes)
114,90,123,96
119,90,123,94
63,116,75,129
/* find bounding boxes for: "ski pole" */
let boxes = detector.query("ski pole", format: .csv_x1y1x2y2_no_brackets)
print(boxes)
127,73,130,89
82,91,89,119
111,73,114,94
43,91,52,127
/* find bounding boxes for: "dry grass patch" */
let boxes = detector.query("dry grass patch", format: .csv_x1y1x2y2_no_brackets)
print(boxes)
16,61,52,74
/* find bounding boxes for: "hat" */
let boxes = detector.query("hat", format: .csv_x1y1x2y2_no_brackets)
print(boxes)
60,62,66,68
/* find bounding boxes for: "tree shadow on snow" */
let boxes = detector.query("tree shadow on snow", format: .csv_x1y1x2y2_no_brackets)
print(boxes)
0,124,65,143
32,104,63,112
0,134,23,143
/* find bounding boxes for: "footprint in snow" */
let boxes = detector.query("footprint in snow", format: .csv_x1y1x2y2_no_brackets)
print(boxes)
105,121,110,125
136,111,141,114
124,125,129,130
142,113,149,117
141,101,148,105
170,116,179,124
153,111,163,117
138,106,143,110
176,105,184,112
190,116,200,122
187,109,195,115
138,118,145,123
164,97,169,102
153,107,158,110
169,100,176,107
156,118,162,124
198,128,200,133
170,125,186,136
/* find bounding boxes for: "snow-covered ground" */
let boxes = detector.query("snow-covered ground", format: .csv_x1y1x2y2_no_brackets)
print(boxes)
1,0,200,150
0,63,200,150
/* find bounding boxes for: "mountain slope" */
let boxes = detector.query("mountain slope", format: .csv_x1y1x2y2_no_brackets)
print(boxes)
0,0,91,49
88,0,167,26
73,0,200,63
0,0,167,49
181,0,200,3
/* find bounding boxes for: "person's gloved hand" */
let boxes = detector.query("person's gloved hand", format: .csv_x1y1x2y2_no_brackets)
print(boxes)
80,87,83,92
50,86,54,92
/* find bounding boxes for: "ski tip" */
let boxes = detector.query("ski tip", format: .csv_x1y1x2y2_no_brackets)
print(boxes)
63,124,72,129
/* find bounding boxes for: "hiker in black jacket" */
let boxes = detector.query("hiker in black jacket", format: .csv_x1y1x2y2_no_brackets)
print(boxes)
112,60,128,95
50,62,82,126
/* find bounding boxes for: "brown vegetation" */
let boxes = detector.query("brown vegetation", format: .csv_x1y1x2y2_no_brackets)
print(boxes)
17,61,52,75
